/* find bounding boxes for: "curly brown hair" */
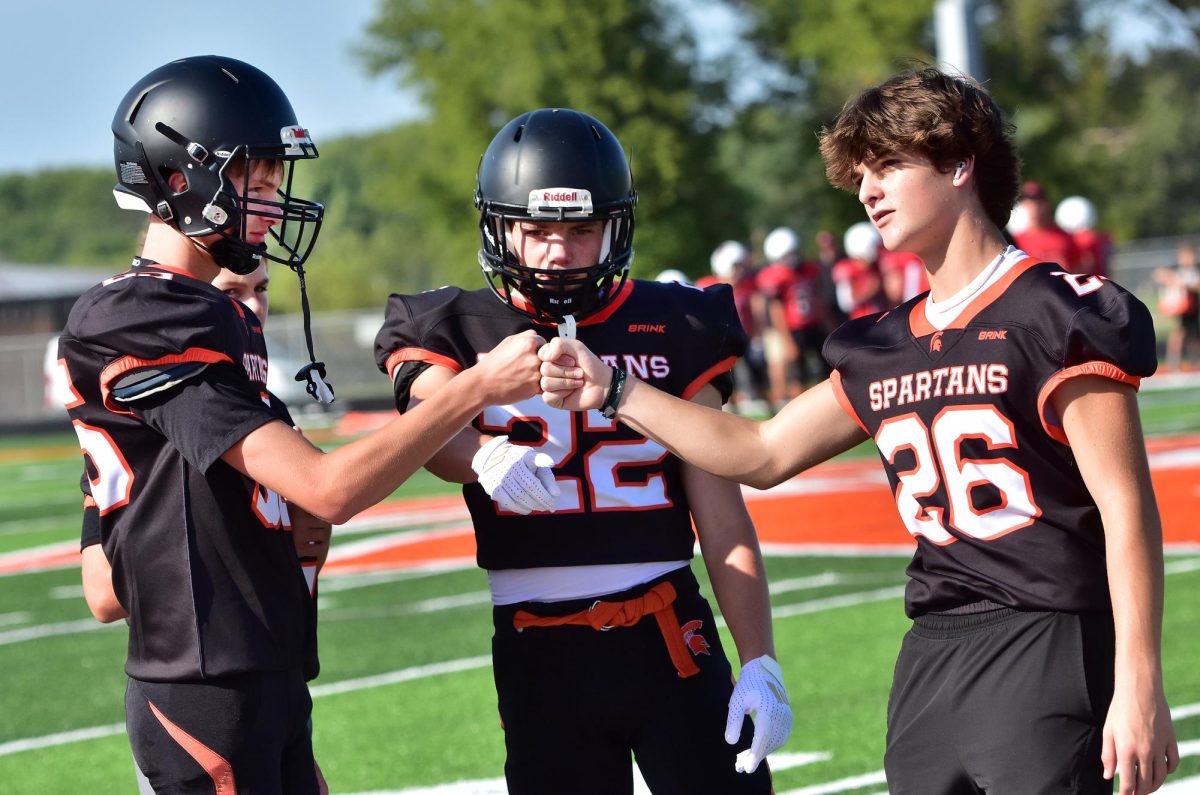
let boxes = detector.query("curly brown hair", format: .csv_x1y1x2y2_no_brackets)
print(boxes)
818,67,1021,229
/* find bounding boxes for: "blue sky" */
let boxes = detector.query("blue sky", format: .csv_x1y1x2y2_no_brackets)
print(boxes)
0,0,420,174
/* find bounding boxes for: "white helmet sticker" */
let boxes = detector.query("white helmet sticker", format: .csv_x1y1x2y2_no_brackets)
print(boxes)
527,188,593,218
280,126,316,156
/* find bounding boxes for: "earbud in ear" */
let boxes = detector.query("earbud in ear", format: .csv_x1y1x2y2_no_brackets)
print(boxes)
954,161,966,181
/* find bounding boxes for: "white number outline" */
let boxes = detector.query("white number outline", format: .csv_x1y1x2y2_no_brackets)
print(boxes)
479,398,674,515
875,405,1041,545
71,420,134,515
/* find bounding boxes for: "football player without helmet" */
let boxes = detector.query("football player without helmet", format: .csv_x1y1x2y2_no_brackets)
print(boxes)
541,66,1180,795
375,107,790,790
62,55,545,794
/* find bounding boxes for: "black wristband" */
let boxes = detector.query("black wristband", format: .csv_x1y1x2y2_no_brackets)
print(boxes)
600,366,627,420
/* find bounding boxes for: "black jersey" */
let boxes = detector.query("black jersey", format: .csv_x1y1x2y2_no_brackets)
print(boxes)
824,259,1157,617
375,279,745,570
58,262,317,681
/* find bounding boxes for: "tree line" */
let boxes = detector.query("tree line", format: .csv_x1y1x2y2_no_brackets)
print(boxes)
1,0,1198,312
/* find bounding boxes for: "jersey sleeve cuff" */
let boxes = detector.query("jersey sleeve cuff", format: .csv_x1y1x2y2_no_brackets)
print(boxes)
1037,361,1143,444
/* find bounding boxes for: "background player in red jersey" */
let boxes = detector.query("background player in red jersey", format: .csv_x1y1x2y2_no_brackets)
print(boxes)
877,248,928,306
540,67,1179,795
1013,180,1083,271
703,240,772,413
833,221,887,318
757,226,830,394
1056,195,1113,278
58,55,543,794
374,108,791,794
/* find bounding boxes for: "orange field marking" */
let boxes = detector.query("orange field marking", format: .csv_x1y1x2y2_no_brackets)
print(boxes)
325,445,1200,573
7,435,1199,577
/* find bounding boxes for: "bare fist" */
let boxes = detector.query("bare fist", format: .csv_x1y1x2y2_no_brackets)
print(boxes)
538,337,607,411
472,329,547,405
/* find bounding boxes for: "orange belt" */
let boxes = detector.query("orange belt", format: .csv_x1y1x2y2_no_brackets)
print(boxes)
513,581,700,679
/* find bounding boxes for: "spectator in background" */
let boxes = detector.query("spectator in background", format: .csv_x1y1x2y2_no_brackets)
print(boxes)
1153,242,1200,372
1056,195,1113,278
756,227,829,395
704,241,771,413
1012,180,1082,271
833,221,887,319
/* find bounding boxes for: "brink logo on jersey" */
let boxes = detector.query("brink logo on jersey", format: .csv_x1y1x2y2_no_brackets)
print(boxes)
868,363,1009,411
628,324,666,333
243,353,268,385
599,353,670,380
978,330,1008,341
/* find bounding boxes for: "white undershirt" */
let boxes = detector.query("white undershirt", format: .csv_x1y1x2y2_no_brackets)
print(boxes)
488,560,690,606
923,246,1028,331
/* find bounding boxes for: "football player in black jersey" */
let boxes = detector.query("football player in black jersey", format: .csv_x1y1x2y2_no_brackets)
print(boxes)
57,55,544,794
541,69,1178,795
77,261,332,794
374,108,791,793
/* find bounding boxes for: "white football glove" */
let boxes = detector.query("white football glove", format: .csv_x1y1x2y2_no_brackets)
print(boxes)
724,654,793,774
471,435,560,515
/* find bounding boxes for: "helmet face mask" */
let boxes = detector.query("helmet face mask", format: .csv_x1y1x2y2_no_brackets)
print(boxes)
112,56,324,275
475,109,637,322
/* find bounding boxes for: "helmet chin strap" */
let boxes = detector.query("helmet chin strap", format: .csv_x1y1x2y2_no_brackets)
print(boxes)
558,314,577,340
291,262,335,404
195,236,335,404
202,236,264,276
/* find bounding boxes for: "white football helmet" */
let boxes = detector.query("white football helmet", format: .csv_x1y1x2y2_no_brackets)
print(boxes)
844,221,881,263
655,268,692,285
763,226,800,262
711,240,749,278
1006,201,1030,236
1055,196,1096,233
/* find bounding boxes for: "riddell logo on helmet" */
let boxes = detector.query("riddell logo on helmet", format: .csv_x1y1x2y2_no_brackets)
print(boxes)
527,187,593,211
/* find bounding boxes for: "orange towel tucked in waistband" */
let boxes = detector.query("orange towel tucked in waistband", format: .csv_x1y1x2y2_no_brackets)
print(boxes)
513,581,701,678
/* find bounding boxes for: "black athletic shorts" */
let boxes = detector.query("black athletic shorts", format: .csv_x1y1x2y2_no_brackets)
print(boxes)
126,669,317,794
884,608,1115,794
491,565,773,795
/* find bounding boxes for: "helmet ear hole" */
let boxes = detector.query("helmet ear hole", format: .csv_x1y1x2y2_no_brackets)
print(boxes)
166,171,188,194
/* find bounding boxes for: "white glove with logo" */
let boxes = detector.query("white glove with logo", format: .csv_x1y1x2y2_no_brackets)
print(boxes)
724,654,793,774
471,435,560,515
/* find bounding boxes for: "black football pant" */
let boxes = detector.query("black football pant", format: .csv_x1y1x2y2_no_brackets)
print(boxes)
126,669,318,794
492,565,773,795
885,608,1115,794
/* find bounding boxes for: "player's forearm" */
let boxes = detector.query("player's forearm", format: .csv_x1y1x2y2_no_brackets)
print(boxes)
702,541,775,664
1105,511,1167,683
421,429,487,483
616,378,784,488
311,377,489,520
80,545,128,623
231,375,490,523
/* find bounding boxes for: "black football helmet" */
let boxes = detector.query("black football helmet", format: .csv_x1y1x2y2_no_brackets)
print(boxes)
475,108,637,322
112,55,324,275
